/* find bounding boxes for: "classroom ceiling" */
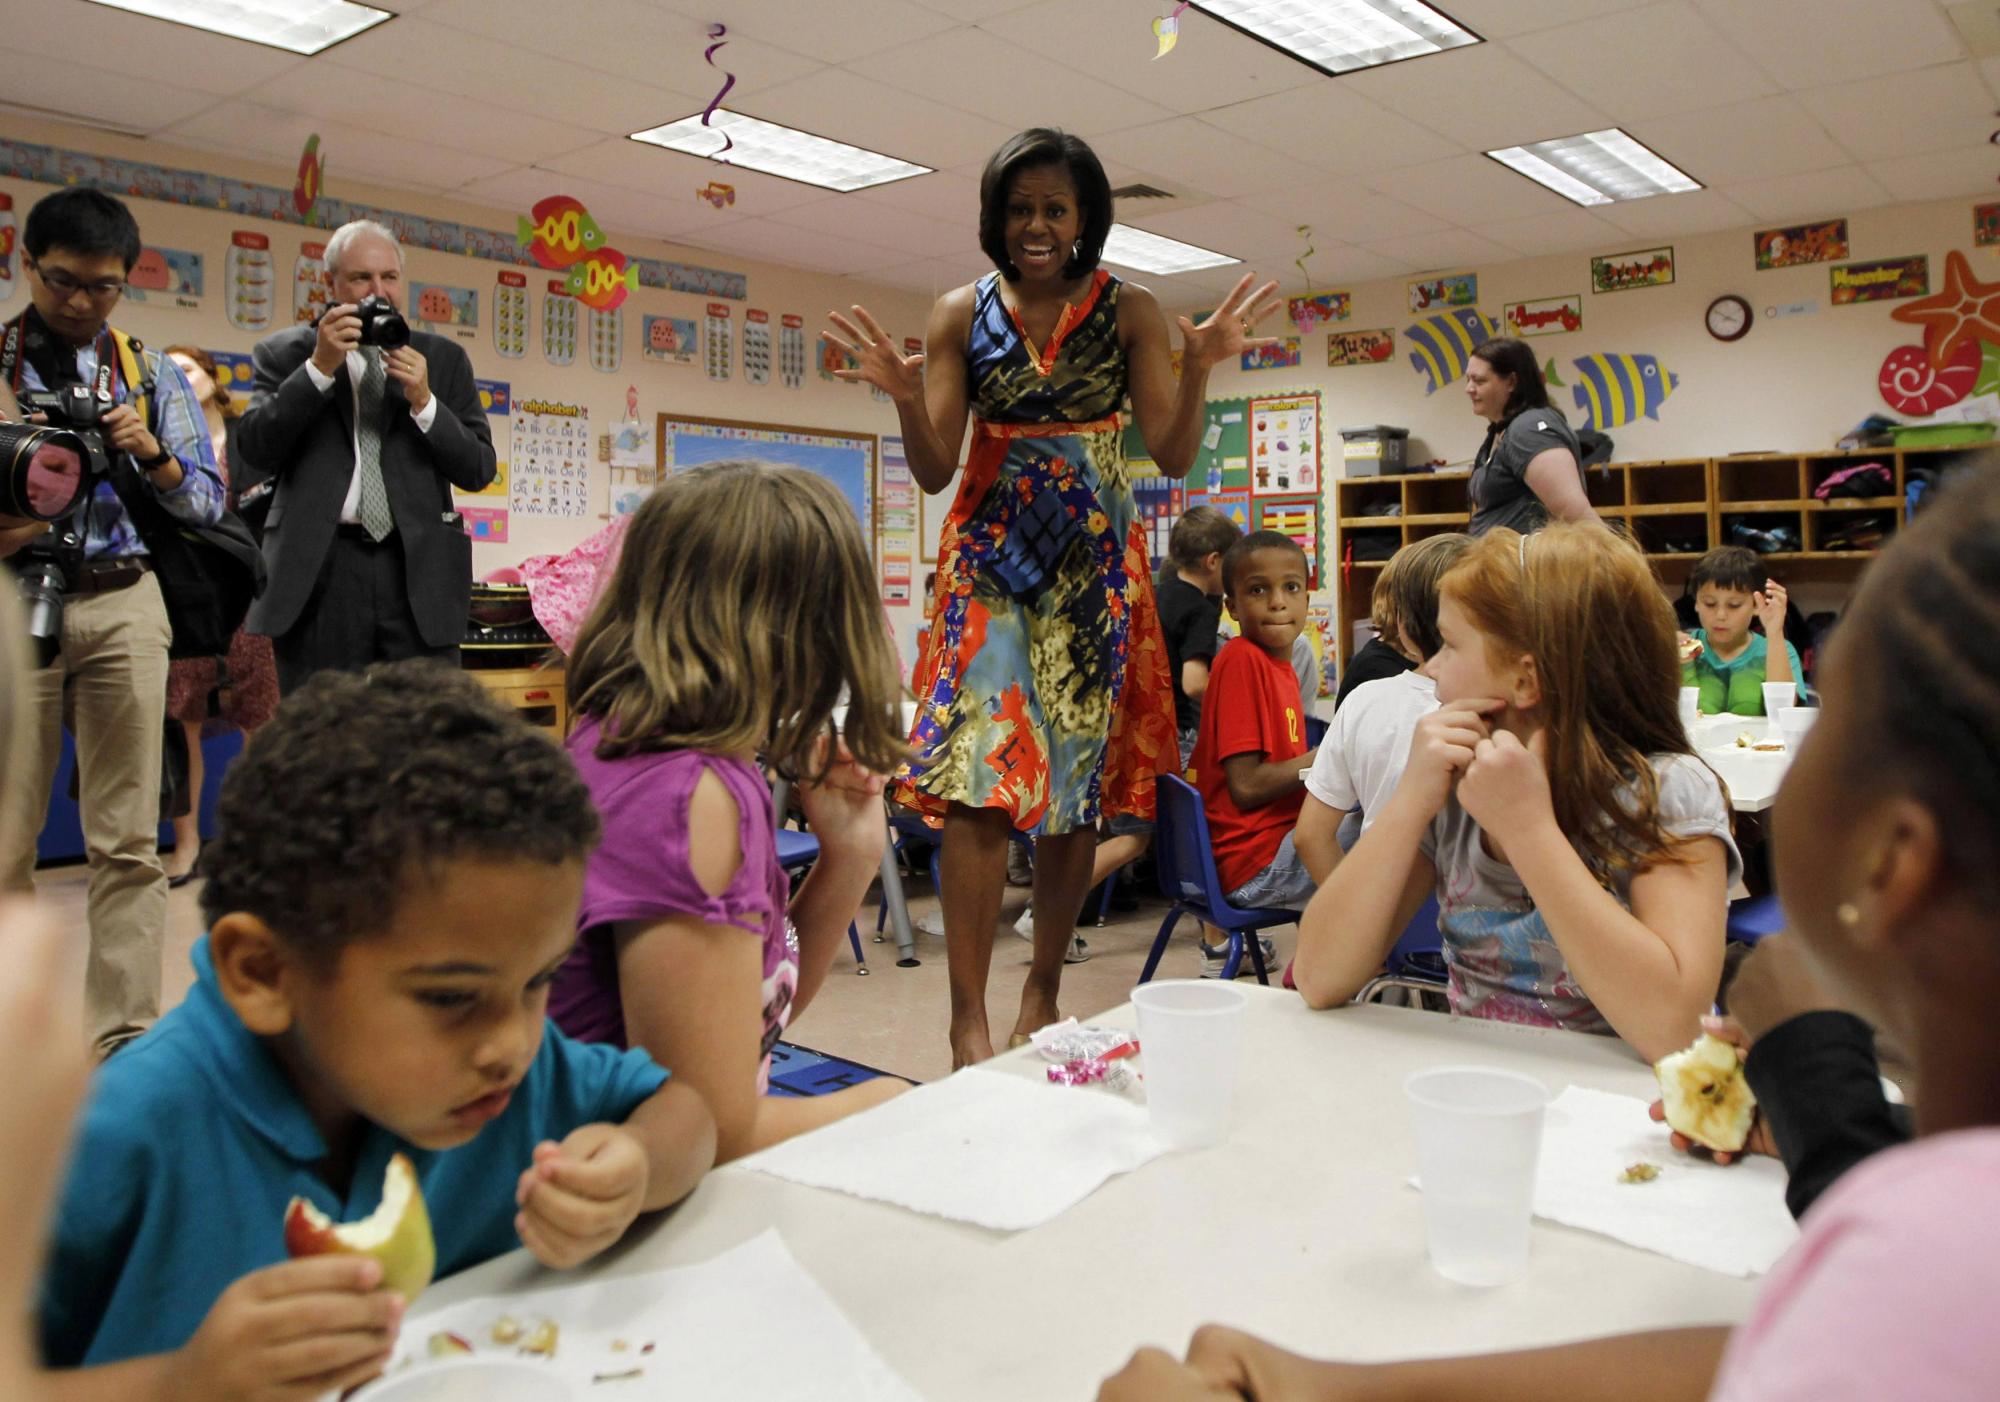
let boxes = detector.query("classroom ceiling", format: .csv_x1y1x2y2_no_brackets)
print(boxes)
8,0,2000,304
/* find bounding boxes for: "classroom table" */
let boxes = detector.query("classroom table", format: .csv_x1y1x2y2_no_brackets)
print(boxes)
1690,712,1797,814
414,993,1760,1400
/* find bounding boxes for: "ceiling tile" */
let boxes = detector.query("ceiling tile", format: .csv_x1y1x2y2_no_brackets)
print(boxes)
238,64,601,165
1508,1,1777,121
538,138,831,216
678,218,909,275
644,0,960,65
1479,208,1629,256
1288,244,1408,285
1125,200,1314,264
1203,82,1464,177
763,197,978,259
164,101,514,191
742,67,1008,172
1340,43,1611,149
1865,145,2000,203
1092,117,1319,199
1591,188,1754,238
1691,0,1966,91
1365,154,1574,223
854,170,984,228
12,0,304,95
1717,165,1896,223
907,0,1040,18
1633,97,1848,186
1798,61,1994,162
1239,180,1449,243
979,0,1324,118
454,166,751,242
0,45,218,133
1362,228,1517,273
1436,0,1654,39
844,27,1174,132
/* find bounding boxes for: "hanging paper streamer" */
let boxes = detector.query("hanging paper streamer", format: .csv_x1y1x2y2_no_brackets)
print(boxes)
1294,225,1314,291
292,134,326,223
696,181,735,209
1152,2,1190,60
703,23,737,156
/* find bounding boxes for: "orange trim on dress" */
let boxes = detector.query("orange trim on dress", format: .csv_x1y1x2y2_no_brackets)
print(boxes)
999,269,1112,378
975,412,1122,440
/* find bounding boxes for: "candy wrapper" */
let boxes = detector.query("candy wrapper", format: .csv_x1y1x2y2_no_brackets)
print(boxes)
1029,1018,1137,1064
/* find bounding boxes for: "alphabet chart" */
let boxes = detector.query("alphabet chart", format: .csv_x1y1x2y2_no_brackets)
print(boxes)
511,398,591,519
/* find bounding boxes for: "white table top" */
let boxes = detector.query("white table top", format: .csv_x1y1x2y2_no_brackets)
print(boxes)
415,994,1757,1400
1690,713,1795,813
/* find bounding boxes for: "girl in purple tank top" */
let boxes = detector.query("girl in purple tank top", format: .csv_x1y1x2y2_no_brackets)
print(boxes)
551,461,911,1162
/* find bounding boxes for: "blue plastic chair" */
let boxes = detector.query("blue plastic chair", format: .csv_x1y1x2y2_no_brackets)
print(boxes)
774,827,869,975
1726,891,1784,945
1386,893,1448,983
1136,775,1299,985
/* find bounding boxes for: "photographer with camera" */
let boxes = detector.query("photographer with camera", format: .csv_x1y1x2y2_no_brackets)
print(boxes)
0,187,225,1059
237,220,495,692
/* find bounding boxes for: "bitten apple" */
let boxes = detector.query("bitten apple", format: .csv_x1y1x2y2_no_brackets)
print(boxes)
284,1151,436,1300
1654,1033,1759,1153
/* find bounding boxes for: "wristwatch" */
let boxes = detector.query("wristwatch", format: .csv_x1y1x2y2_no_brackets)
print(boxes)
135,445,175,471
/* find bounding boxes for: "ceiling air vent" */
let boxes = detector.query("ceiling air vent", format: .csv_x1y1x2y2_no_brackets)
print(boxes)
1110,183,1175,201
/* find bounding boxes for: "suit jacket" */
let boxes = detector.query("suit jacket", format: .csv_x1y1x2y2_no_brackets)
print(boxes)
237,325,495,646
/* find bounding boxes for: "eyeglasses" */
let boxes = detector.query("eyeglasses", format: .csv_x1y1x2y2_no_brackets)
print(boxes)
29,261,127,302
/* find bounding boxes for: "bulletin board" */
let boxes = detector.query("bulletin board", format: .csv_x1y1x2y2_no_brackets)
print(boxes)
655,412,878,548
1124,394,1251,491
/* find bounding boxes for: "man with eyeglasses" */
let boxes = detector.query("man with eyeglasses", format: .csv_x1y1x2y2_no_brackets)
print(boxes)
0,187,223,1060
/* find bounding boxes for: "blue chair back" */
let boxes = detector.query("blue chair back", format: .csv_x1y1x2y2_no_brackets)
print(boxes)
1154,775,1225,911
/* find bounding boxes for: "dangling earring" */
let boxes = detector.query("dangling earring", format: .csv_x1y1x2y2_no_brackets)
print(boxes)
1836,901,1861,929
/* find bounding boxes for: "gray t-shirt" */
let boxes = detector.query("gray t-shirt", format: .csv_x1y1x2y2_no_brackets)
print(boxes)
1419,752,1741,1038
1467,406,1585,536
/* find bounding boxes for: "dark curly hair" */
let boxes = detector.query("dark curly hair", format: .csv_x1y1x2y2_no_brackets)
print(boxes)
199,661,601,962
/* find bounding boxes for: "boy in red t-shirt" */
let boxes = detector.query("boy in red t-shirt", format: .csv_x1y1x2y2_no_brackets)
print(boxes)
1189,532,1316,970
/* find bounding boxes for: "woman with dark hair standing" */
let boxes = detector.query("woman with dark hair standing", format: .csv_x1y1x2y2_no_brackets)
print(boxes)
1464,336,1600,535
828,128,1278,1066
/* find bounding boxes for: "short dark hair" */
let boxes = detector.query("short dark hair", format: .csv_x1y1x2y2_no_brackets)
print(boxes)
23,187,143,270
200,661,601,963
1169,506,1243,568
1222,530,1307,597
978,129,1111,283
1469,337,1552,423
1690,546,1765,596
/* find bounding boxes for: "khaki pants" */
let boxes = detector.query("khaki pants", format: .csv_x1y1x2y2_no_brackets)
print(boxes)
1,570,171,1050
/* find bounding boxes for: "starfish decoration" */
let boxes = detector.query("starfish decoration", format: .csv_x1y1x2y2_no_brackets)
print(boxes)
1891,249,2000,368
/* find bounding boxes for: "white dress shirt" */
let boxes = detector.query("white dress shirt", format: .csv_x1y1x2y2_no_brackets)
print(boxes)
304,349,439,525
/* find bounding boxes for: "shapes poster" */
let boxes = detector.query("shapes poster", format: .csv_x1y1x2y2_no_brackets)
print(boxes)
643,314,699,366
512,398,590,519
1502,295,1581,339
493,270,528,359
542,280,577,366
1183,489,1249,533
225,231,274,332
1407,271,1476,313
1249,393,1319,496
1831,255,1928,306
1591,246,1674,294
460,505,508,543
124,246,202,306
1242,338,1301,372
1754,218,1847,270
411,282,478,329
1327,327,1394,368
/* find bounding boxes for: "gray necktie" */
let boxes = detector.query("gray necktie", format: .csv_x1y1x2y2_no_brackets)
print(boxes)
355,347,393,542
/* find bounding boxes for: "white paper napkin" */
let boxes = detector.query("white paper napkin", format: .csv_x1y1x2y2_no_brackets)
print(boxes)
1529,1085,1799,1277
353,1230,919,1402
737,1065,1168,1231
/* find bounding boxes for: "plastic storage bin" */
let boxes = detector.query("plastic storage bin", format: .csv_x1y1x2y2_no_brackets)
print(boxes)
1340,425,1410,476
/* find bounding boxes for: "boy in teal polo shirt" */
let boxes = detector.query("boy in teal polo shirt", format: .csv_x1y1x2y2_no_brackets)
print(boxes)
38,663,717,1397
1682,547,1808,715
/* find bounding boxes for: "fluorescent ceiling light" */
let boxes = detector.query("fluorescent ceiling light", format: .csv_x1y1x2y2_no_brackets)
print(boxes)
1100,224,1239,275
87,0,392,55
630,110,930,192
1193,0,1479,75
1488,129,1702,206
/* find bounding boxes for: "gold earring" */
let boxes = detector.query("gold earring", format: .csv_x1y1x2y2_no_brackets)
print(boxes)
1836,901,1861,928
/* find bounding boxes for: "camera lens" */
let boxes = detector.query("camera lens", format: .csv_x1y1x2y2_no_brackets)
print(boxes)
0,424,91,522
15,559,66,668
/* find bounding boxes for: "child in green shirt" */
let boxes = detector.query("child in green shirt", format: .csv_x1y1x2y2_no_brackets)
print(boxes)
1681,546,1807,715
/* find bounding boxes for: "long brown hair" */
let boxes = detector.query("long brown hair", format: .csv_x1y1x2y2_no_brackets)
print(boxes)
1443,524,1716,875
566,460,908,781
162,343,239,418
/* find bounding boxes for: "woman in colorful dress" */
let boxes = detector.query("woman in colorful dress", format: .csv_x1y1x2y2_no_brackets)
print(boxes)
829,128,1279,1066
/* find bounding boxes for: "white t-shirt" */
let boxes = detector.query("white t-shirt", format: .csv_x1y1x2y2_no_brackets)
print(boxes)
1303,670,1436,829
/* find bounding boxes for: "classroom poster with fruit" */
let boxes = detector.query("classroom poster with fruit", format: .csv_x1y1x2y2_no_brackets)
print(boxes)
1248,393,1320,497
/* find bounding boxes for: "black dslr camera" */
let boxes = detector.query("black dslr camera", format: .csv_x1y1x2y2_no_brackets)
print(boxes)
0,382,116,665
352,293,410,350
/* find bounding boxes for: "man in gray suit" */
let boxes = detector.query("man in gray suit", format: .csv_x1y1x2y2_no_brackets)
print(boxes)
238,220,495,691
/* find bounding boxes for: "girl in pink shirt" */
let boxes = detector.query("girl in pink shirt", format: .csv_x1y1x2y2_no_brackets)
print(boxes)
1098,467,2000,1402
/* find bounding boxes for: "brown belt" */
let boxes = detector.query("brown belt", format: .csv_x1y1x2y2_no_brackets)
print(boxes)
64,557,152,598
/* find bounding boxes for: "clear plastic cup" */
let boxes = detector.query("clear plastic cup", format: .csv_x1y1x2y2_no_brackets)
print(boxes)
1133,980,1248,1149
1404,1066,1550,1286
1761,682,1793,720
1679,686,1700,730
1776,706,1818,749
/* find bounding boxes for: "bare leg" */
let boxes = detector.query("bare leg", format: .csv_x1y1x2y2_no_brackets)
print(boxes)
1091,832,1147,888
165,721,203,881
1013,826,1096,1043
940,804,1011,1069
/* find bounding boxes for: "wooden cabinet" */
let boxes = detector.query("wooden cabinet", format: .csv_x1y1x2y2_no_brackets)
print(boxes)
1329,447,1964,670
467,664,567,740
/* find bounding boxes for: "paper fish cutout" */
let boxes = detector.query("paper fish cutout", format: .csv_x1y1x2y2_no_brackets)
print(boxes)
1570,353,1679,432
564,248,639,311
1403,307,1496,395
292,134,325,220
516,196,606,270
696,181,736,209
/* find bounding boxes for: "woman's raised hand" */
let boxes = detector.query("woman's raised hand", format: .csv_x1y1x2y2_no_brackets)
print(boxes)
825,305,926,403
1177,273,1284,372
